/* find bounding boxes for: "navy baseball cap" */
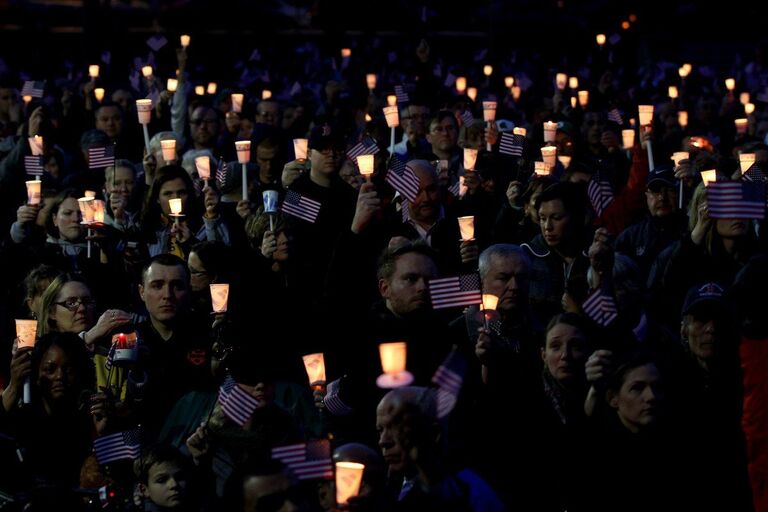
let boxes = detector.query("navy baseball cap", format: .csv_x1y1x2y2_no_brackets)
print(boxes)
647,164,676,189
682,282,725,316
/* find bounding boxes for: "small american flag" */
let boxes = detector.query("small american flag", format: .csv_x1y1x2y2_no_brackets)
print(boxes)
346,136,380,161
218,377,263,426
385,156,420,202
21,81,45,98
281,190,321,223
582,288,619,327
707,181,765,220
88,145,116,169
271,439,333,480
431,348,466,419
742,163,766,183
448,181,460,197
93,429,142,465
24,155,44,176
428,274,482,309
460,110,474,127
103,343,116,372
215,158,228,187
607,108,624,125
588,178,614,217
499,133,525,157
394,85,409,104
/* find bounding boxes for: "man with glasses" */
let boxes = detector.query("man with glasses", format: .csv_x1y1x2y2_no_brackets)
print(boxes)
188,106,221,154
393,103,431,161
615,165,687,279
424,111,462,189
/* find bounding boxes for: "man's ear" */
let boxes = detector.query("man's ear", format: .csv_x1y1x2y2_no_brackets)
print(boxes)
138,482,149,499
378,278,389,300
138,283,145,302
680,320,688,341
607,389,619,409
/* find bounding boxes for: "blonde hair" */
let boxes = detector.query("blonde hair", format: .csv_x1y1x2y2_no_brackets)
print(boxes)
37,274,91,337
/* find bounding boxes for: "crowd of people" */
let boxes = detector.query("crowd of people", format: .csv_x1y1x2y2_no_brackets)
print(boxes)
0,23,766,512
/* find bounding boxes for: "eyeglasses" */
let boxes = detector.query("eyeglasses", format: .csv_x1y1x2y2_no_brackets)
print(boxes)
646,187,675,197
191,118,218,126
54,297,96,311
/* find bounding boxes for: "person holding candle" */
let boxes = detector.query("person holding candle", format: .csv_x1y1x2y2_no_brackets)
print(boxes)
103,159,141,232
493,178,553,245
424,111,462,190
392,102,432,161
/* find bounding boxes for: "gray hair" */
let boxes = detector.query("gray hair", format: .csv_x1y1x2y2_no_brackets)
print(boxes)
105,159,136,183
479,244,531,280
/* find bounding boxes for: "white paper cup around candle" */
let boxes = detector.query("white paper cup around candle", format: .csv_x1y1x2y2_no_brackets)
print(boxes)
745,103,755,115
376,342,413,388
543,121,558,143
725,78,735,91
136,99,153,124
180,34,190,47
463,148,478,171
263,190,278,213
235,141,251,163
467,87,477,102
210,283,229,313
302,353,326,385
365,113,372,123
366,73,377,91
739,92,750,105
262,90,272,100
534,161,550,176
668,86,678,99
455,77,467,94
504,76,514,88
739,153,756,174
167,78,178,93
160,140,177,162
28,135,44,156
700,170,717,187
621,129,635,150
78,197,96,223
483,64,493,77
677,111,688,128
88,65,100,78
84,190,96,199
141,65,153,78
557,155,571,169
578,90,589,108
26,180,41,205
671,151,688,168
293,138,308,160
568,76,579,89
596,33,606,46
679,63,691,78
555,73,567,91
15,319,37,349
207,82,217,95
335,462,365,506
357,154,374,179
511,85,521,101
231,93,244,113
457,216,475,241
386,95,397,106
195,86,204,96
541,146,557,170
734,118,748,135
383,106,399,128
169,198,183,216
93,200,105,223
481,294,499,312
482,101,497,122
112,332,138,364
638,105,654,126
94,88,105,102
513,127,527,137
570,97,577,109
195,156,211,180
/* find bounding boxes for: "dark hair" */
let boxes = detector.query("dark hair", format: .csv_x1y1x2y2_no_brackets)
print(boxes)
534,181,588,227
141,253,190,285
428,110,459,133
134,444,189,484
545,312,593,346
376,241,437,281
604,350,659,394
190,240,232,282
32,332,95,399
94,101,124,118
45,188,82,239
140,165,200,240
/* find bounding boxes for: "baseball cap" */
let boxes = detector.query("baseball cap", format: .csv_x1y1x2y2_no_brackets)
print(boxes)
308,122,344,151
682,282,725,316
647,164,676,189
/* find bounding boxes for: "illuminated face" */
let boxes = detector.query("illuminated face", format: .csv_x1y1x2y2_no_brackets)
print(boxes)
379,253,437,317
541,322,589,383
139,263,190,324
95,105,123,138
645,185,676,217
408,166,441,224
53,197,84,242
427,118,459,152
539,199,572,249
106,166,136,196
376,394,407,472
482,254,529,312
50,281,95,333
610,363,664,433
158,178,189,217
142,462,188,509
37,345,77,403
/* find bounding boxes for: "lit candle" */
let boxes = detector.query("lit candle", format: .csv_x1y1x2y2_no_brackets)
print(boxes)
463,148,478,171
356,154,374,181
386,95,397,106
231,93,244,113
678,111,688,128
513,127,527,137
195,85,204,96
638,105,654,126
700,170,717,187
195,156,211,181
366,73,377,91
568,76,579,89
22,95,32,105
504,76,514,88
543,121,558,143
596,33,606,46
340,48,352,58
383,106,399,128
28,135,44,156
180,34,191,48
739,153,756,174
668,86,678,99
335,462,365,506
293,138,308,160
85,190,96,199
169,198,183,215
15,319,37,349
88,65,99,79
481,294,499,311
671,151,688,167
621,129,635,150
725,78,736,91
235,140,251,164
534,161,550,176
511,85,521,101
78,197,96,224
25,180,41,205
734,118,748,135
483,65,493,77
482,101,497,122
376,342,413,388
160,139,176,162
540,146,557,169
210,283,230,313
136,99,153,124
262,89,272,100
455,76,467,94
570,97,577,109
457,216,475,241
167,78,178,93
365,113,373,122
745,103,755,115
207,82,217,95
302,353,326,386
467,87,478,102
93,200,105,223
141,65,153,78
740,92,750,105
555,73,567,91
94,88,105,102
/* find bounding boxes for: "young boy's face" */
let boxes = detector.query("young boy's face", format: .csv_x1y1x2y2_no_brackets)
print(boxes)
142,461,188,508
